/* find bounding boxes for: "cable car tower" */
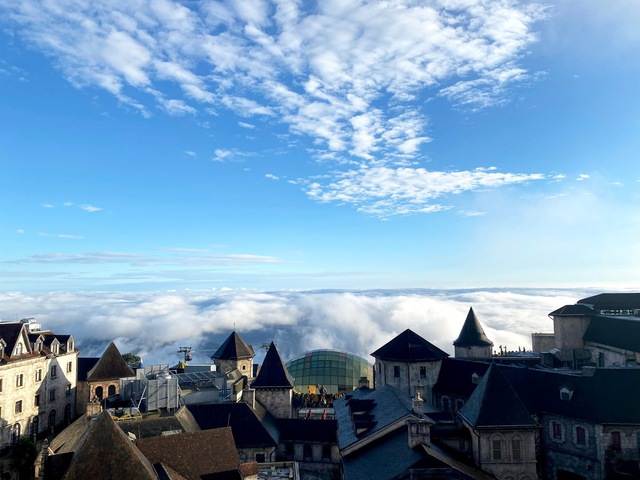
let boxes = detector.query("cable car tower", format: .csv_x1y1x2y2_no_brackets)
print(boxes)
177,346,193,363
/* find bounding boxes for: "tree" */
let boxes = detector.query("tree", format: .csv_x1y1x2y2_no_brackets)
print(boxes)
10,438,37,480
122,352,142,368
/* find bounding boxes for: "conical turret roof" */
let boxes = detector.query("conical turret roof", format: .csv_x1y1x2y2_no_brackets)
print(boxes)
212,331,255,360
251,342,294,389
86,342,135,381
453,307,493,347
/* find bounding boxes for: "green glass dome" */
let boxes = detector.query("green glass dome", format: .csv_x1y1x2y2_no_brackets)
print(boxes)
284,349,373,395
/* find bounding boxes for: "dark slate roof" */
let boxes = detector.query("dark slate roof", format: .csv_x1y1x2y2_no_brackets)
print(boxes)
433,358,491,398
578,293,640,310
548,304,596,317
77,357,100,381
187,403,278,449
118,406,201,439
250,342,294,389
583,315,640,352
0,323,25,353
86,342,135,381
334,385,429,450
341,426,428,480
459,364,536,428
453,308,493,347
212,331,255,360
276,419,338,443
59,411,157,480
136,427,240,480
371,329,449,362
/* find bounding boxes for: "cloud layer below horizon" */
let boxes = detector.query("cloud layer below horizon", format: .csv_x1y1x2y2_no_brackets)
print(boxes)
0,288,592,366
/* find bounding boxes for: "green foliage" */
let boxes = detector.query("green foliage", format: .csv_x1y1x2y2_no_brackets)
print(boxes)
122,352,142,368
10,437,37,480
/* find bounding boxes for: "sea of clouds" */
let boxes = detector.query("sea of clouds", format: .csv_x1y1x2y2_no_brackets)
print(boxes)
0,288,600,366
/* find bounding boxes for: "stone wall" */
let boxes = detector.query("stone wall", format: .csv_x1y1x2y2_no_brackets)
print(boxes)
254,388,292,419
374,360,442,406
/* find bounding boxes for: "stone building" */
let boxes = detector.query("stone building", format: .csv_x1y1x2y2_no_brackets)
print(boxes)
76,341,134,415
249,341,294,419
371,328,448,405
211,330,255,377
0,321,77,447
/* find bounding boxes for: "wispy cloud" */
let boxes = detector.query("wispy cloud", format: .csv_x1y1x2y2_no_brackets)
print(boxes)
265,173,279,180
37,232,83,240
577,174,590,181
1,0,547,217
305,166,544,217
80,204,102,212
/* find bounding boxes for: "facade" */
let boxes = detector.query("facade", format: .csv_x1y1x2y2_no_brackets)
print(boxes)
0,321,77,448
284,349,373,395
249,342,294,419
211,330,255,376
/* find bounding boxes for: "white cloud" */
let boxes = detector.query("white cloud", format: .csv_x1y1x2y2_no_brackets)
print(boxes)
265,173,279,180
0,288,593,365
577,174,590,181
184,150,196,157
16,229,25,234
37,232,83,239
305,166,544,217
238,121,255,129
42,203,54,208
80,204,102,212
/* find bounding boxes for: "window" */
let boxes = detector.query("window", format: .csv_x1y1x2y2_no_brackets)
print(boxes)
492,438,503,460
48,410,56,429
322,444,331,461
12,423,20,443
66,361,72,373
35,369,42,382
52,343,59,355
64,404,71,424
31,416,39,436
65,385,71,396
0,378,3,392
108,384,116,396
576,426,586,446
15,342,23,355
16,374,24,387
49,389,56,401
51,365,57,378
68,340,74,352
15,400,23,414
34,394,40,407
419,366,427,379
303,443,312,460
552,421,562,440
512,437,522,461
255,453,265,463
393,365,400,378
612,431,622,450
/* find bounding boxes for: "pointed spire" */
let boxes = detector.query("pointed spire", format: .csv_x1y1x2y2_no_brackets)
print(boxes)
86,342,135,381
453,307,493,347
211,331,255,361
251,342,294,388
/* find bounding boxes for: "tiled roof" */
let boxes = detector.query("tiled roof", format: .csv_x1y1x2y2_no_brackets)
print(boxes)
583,315,640,352
58,411,157,480
136,427,240,480
187,403,278,449
0,323,26,355
212,331,255,360
86,342,135,381
548,304,596,317
371,329,449,362
458,364,536,428
118,406,200,439
578,293,640,309
453,308,493,347
251,342,294,389
433,358,491,397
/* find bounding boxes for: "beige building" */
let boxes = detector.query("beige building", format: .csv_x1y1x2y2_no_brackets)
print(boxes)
0,321,77,447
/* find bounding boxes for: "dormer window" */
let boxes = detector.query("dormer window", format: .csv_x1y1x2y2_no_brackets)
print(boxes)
52,342,59,355
68,339,74,352
15,342,23,356
472,373,480,385
560,386,573,401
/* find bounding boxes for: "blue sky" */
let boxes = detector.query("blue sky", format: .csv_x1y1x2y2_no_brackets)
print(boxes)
2,0,640,293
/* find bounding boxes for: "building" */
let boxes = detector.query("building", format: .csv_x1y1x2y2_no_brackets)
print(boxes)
0,321,78,448
211,330,255,377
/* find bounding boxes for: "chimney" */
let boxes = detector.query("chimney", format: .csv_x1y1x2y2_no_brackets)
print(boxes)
412,391,424,417
358,376,370,389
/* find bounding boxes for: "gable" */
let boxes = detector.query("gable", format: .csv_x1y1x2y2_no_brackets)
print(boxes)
87,342,135,381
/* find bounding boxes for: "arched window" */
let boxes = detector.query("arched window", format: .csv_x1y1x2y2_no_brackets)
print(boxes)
48,410,57,430
31,416,39,436
13,423,21,442
15,342,23,355
64,404,71,424
490,434,505,461
511,435,523,461
108,384,116,396
95,386,103,400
